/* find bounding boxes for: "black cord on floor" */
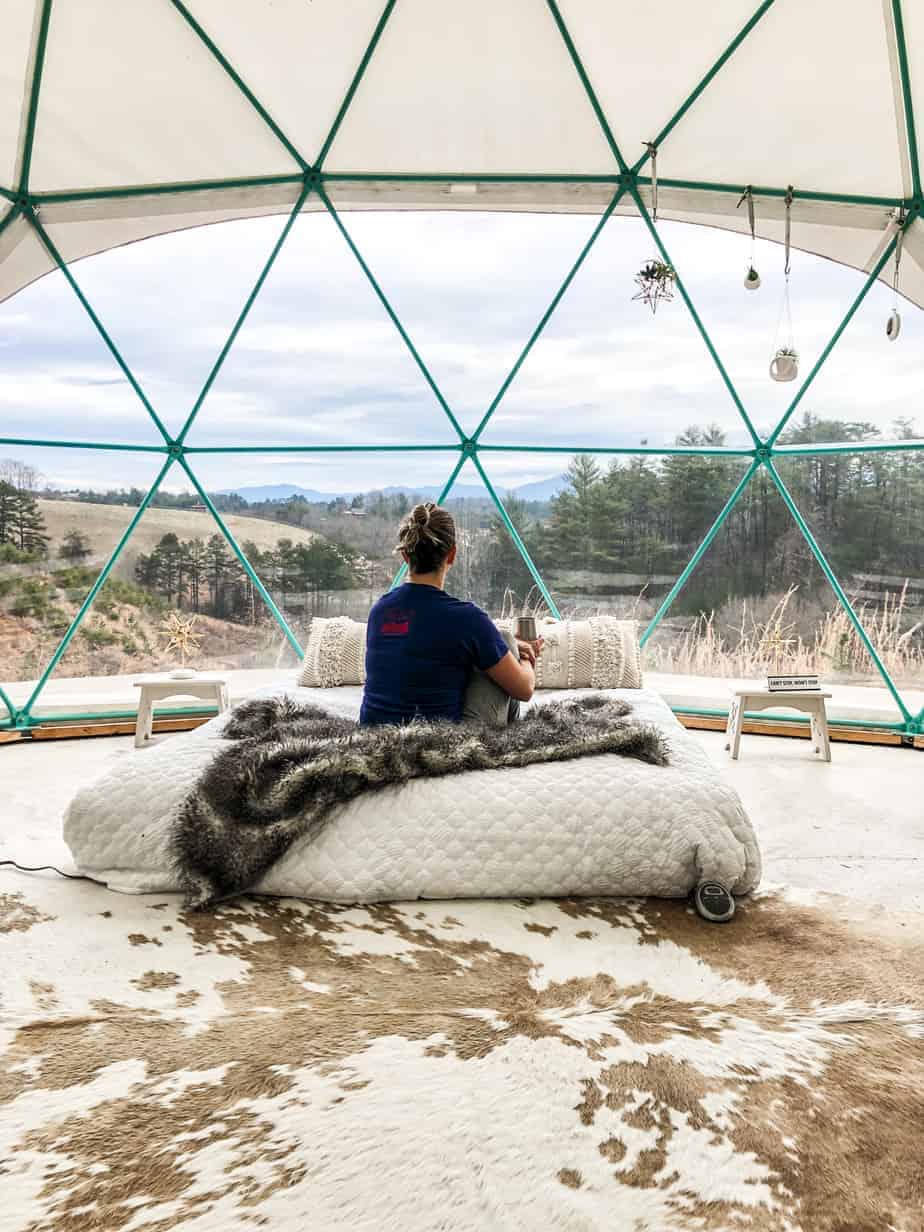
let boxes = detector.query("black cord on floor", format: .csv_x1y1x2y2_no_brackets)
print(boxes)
0,859,93,881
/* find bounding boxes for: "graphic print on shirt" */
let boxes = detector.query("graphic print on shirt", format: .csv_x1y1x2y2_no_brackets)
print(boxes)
380,607,412,637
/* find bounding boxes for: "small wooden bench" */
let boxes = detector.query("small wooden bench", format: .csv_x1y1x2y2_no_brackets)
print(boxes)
134,673,230,748
726,689,832,761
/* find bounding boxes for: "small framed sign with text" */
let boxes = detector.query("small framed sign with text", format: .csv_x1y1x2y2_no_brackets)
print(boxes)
766,675,820,692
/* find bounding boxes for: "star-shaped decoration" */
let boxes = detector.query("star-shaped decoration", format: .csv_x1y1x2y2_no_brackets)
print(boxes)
632,258,676,313
159,611,203,666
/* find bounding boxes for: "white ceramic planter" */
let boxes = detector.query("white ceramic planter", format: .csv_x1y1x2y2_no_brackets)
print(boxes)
769,350,799,382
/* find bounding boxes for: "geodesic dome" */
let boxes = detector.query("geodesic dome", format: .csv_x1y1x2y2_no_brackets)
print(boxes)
1,0,923,738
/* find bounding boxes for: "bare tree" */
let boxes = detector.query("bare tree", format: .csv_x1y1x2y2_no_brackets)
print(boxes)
0,458,42,493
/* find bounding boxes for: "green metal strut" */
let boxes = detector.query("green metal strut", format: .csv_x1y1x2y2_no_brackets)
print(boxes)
166,0,308,171
176,457,304,660
17,0,54,195
632,0,779,175
628,183,762,448
26,209,173,444
471,453,562,619
176,182,311,445
891,0,921,200
472,186,628,443
767,233,901,448
319,184,467,442
640,459,761,647
765,459,913,724
18,457,176,719
389,452,468,590
314,0,398,169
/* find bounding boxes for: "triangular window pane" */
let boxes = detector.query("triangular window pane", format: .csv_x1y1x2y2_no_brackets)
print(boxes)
485,213,753,449
322,205,612,438
639,459,913,724
0,447,166,717
182,451,471,666
0,255,166,446
186,209,459,449
43,205,310,440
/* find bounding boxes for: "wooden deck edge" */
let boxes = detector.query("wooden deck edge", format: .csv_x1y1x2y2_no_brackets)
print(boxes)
6,714,919,749
677,713,904,746
28,716,213,741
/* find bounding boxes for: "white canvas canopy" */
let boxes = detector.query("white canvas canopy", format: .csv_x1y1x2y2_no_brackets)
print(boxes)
1,0,923,305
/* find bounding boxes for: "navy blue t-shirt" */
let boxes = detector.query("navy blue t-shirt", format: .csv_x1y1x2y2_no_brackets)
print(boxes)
359,582,509,726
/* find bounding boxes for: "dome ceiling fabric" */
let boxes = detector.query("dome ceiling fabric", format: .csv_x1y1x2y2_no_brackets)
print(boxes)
0,0,923,304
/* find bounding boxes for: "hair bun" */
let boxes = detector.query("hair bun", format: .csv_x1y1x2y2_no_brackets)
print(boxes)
412,502,433,527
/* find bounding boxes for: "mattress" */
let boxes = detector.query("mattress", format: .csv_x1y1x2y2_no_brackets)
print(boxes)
63,685,761,902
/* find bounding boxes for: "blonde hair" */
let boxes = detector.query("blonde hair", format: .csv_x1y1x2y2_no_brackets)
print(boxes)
395,502,456,574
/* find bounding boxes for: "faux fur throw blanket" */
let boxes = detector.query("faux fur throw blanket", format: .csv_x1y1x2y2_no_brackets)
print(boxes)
171,694,669,909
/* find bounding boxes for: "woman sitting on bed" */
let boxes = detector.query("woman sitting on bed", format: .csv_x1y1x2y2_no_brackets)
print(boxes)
359,502,541,728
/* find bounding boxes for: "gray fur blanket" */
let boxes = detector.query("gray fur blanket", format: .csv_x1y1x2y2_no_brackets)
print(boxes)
171,694,669,909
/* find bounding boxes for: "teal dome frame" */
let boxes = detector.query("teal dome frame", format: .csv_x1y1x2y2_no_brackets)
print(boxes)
1,0,923,741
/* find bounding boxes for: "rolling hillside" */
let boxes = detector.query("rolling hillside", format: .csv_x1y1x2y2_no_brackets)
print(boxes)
37,499,318,573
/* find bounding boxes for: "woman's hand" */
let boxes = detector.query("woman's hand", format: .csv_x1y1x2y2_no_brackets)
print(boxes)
516,636,544,666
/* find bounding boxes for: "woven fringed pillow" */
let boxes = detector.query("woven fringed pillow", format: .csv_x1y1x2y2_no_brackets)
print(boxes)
297,616,366,687
496,616,642,690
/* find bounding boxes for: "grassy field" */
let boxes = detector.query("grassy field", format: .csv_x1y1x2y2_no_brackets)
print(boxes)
37,500,318,568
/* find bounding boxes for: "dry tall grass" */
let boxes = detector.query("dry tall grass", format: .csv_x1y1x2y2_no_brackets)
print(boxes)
495,584,924,685
642,585,924,683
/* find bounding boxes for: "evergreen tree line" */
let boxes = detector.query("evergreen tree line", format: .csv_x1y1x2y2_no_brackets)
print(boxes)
484,416,924,614
134,532,361,622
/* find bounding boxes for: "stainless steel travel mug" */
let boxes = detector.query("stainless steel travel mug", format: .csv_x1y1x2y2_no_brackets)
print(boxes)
516,615,538,642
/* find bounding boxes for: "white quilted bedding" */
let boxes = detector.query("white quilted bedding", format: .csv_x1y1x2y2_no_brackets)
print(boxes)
63,685,761,901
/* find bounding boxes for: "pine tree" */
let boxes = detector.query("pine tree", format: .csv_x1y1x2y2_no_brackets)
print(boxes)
206,534,234,618
12,488,48,556
0,481,16,546
61,529,92,561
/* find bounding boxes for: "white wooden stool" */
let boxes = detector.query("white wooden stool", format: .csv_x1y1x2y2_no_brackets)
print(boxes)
725,689,832,761
133,673,230,748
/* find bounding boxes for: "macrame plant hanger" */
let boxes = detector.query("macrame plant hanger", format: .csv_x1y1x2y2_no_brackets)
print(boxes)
770,187,798,381
647,142,658,222
737,186,761,288
887,209,904,340
632,142,676,313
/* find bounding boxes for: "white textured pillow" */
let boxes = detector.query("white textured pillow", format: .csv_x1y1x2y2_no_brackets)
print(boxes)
298,616,366,687
497,616,642,690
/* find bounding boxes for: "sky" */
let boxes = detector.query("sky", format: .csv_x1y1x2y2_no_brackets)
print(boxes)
1,207,923,497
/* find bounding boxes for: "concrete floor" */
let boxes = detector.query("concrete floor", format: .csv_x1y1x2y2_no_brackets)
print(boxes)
1,727,921,913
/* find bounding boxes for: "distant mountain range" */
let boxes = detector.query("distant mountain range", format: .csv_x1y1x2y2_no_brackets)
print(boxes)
218,476,566,504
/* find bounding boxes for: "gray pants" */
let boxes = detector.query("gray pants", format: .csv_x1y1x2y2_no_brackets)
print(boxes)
462,629,522,729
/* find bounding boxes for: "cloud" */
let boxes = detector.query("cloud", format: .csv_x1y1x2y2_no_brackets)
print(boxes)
1,210,922,494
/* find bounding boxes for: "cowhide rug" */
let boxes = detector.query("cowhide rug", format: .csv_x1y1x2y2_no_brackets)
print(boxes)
2,878,922,1232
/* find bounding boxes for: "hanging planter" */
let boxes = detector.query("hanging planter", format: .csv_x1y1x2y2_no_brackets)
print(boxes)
769,187,799,381
887,211,904,342
738,187,760,290
633,258,676,313
770,346,799,382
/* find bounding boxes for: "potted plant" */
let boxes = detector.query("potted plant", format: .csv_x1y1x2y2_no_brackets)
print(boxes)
744,266,761,290
770,346,799,382
632,258,676,313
